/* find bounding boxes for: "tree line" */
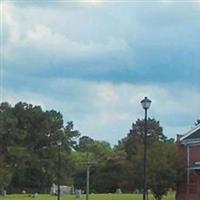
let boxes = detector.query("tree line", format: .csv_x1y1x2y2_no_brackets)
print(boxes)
0,102,191,200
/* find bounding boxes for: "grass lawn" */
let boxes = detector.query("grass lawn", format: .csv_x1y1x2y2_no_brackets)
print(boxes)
1,193,175,200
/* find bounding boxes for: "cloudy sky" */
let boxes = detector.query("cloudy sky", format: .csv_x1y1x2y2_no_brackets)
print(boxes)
1,0,200,144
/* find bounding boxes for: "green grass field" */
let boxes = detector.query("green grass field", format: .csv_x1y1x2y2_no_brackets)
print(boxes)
1,194,175,200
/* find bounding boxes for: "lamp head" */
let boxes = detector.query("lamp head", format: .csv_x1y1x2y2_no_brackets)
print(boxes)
141,97,151,110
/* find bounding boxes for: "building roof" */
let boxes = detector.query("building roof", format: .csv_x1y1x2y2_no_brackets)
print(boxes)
179,124,200,145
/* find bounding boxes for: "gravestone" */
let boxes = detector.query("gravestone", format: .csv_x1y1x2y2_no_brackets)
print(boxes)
75,189,81,199
50,183,73,195
116,188,122,194
31,192,38,198
2,189,6,196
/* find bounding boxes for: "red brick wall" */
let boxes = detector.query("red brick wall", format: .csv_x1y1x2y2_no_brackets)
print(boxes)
176,181,200,200
190,146,200,165
176,142,200,200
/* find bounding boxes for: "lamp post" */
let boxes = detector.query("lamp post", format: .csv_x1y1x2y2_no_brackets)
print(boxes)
140,97,151,200
85,153,96,200
57,141,62,200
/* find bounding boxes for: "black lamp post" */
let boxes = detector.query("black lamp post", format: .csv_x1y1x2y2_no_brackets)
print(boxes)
141,97,151,200
57,141,62,200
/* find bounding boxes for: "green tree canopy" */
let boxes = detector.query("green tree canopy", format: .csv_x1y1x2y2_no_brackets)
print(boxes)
0,102,80,193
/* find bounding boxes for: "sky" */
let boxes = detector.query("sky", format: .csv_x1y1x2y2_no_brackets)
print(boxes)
1,0,200,145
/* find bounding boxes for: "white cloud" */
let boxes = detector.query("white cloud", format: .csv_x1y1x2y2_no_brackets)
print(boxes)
3,89,53,110
23,24,128,56
3,0,200,75
1,2,20,44
193,0,200,5
3,79,200,144
79,0,105,5
96,83,119,103
3,1,129,67
2,0,200,144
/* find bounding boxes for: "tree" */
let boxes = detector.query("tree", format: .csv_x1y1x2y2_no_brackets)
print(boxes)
0,101,179,195
116,118,175,193
91,150,129,193
0,102,80,193
120,118,166,160
0,102,17,193
77,136,94,151
148,141,176,200
195,119,200,125
0,156,12,194
73,139,113,192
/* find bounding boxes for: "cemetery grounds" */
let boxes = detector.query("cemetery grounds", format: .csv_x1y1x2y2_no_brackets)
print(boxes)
1,193,175,200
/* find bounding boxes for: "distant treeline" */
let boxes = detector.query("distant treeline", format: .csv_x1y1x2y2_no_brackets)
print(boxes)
0,102,188,200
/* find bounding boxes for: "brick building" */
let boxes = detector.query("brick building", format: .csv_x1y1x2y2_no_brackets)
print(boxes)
176,124,200,200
